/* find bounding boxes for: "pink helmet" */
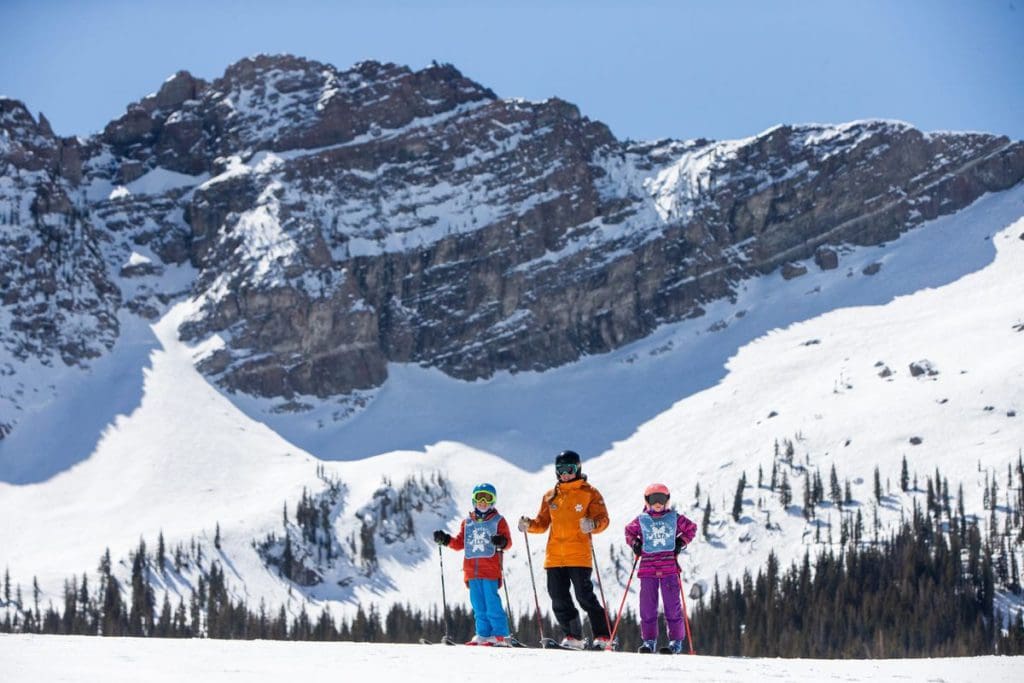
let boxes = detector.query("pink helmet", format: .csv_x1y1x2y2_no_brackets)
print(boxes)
644,483,670,499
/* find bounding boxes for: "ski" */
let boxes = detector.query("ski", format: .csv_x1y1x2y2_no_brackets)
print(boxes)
540,637,583,650
419,636,458,646
421,635,527,648
540,637,615,651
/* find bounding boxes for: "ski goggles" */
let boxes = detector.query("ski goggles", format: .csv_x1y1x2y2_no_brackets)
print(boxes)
473,491,496,504
645,492,669,506
555,463,579,476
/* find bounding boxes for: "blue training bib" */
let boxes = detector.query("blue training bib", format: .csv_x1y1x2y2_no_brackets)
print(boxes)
639,511,678,554
464,515,501,559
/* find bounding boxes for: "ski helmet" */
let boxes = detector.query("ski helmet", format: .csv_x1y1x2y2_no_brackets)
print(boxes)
555,450,581,466
644,483,671,505
554,450,582,477
472,482,497,505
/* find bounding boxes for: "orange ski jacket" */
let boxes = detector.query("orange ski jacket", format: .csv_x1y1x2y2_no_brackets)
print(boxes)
526,477,609,568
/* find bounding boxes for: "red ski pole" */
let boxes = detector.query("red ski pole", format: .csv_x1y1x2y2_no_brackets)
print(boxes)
677,568,695,655
605,554,639,651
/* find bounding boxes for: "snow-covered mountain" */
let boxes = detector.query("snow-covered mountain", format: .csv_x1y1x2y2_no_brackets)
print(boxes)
0,54,1022,630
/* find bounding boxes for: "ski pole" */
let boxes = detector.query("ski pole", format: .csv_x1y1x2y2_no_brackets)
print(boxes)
522,529,546,642
590,542,614,639
677,567,695,655
437,544,452,641
499,550,517,642
606,554,639,651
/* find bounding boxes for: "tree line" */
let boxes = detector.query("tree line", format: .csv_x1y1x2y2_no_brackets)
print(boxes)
3,454,1023,656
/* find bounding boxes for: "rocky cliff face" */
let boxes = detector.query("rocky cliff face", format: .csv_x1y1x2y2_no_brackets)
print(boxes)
2,54,1023,434
0,101,119,367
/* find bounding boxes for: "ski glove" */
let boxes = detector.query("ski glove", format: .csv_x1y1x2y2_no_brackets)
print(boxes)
517,516,532,532
674,537,686,554
491,535,509,549
631,537,643,556
433,530,451,546
579,517,596,534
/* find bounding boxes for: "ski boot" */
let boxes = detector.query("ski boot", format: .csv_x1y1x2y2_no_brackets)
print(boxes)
638,639,657,653
559,635,587,650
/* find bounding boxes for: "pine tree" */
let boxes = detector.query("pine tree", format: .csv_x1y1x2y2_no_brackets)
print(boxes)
802,476,814,520
32,576,40,616
702,498,712,540
830,464,842,507
780,472,792,507
157,532,166,574
282,535,294,580
874,466,883,502
812,469,824,506
900,455,910,492
732,473,746,522
129,539,154,636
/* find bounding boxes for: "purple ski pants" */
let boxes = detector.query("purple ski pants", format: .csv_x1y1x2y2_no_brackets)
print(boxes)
639,573,685,641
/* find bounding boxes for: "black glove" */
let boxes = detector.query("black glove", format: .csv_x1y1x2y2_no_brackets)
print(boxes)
433,530,451,546
631,537,643,556
674,537,686,554
492,535,508,549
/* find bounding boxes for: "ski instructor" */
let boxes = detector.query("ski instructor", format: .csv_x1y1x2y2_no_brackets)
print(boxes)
518,449,612,649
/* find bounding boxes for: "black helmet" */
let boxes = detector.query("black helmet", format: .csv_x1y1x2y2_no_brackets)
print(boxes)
555,450,581,466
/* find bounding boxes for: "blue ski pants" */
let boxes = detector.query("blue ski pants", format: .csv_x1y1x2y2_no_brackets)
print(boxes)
468,578,509,637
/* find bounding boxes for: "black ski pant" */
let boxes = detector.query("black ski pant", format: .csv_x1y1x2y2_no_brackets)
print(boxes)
546,566,610,639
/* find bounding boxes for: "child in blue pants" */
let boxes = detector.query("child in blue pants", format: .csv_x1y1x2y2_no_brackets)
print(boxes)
434,483,513,645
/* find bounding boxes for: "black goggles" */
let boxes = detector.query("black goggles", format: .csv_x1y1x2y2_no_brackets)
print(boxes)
645,493,669,506
555,463,579,476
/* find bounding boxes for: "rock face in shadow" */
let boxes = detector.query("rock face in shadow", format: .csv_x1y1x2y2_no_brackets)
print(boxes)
3,54,1024,409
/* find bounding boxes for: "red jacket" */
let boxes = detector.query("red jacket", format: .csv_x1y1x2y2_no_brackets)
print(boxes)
447,508,512,586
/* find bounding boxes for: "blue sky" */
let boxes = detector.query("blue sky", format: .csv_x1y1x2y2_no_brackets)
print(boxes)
1,0,1021,142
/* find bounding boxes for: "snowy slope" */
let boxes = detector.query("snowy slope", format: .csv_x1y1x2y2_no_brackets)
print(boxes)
1,635,1022,683
1,184,1022,625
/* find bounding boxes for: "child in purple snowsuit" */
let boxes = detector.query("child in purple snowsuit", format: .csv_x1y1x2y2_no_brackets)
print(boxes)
623,483,697,654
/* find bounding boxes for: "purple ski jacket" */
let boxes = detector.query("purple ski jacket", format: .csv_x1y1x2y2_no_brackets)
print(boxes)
624,507,698,578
